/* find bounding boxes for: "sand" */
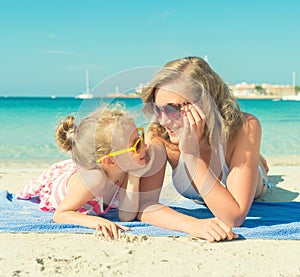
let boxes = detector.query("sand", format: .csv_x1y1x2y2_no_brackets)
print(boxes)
0,161,300,276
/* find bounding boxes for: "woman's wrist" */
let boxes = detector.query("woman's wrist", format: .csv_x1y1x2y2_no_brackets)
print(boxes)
180,217,201,234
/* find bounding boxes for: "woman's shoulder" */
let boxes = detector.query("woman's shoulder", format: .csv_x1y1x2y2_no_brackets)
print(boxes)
242,112,262,131
226,112,262,163
229,112,262,148
242,112,259,121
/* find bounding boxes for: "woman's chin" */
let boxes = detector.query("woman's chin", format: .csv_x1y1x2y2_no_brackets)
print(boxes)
169,133,180,144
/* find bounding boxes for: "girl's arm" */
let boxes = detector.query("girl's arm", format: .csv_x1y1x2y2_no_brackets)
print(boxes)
53,173,129,239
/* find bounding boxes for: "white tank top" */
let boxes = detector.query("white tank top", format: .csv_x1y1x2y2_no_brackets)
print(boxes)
172,145,229,201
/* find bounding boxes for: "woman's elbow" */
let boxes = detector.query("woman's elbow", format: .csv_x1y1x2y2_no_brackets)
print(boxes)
229,213,247,227
231,218,244,228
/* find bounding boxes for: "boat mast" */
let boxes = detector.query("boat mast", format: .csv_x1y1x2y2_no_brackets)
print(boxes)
86,69,90,94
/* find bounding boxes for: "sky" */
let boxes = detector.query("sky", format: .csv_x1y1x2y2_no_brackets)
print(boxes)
0,0,299,97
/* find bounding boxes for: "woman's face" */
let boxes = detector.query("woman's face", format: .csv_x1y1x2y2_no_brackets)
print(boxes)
154,82,190,145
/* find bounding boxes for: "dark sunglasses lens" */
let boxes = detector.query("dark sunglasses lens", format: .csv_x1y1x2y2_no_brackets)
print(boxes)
135,139,142,154
165,104,180,120
152,104,162,118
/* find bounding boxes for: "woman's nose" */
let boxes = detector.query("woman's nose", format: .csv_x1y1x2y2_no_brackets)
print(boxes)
159,111,171,126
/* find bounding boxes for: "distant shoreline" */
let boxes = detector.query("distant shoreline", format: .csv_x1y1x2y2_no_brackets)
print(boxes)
0,95,284,100
235,95,282,100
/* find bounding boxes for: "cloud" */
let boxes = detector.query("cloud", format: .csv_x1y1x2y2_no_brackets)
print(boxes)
43,50,80,56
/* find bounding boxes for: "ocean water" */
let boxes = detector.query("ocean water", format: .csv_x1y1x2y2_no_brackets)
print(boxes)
1,97,299,167
238,99,300,161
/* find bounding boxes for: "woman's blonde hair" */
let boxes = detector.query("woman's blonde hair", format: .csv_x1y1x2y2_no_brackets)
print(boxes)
142,56,245,147
56,108,133,169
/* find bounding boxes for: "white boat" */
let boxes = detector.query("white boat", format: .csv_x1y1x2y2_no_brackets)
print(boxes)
76,69,93,99
282,93,300,101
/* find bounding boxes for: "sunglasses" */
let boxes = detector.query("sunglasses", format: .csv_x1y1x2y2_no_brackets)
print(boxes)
97,127,144,163
151,102,191,120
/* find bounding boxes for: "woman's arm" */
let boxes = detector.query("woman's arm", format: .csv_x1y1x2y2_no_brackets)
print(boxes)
118,143,168,221
138,154,237,242
53,173,129,239
118,175,140,222
182,112,262,227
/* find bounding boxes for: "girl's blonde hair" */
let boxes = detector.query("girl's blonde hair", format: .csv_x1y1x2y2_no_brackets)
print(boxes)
56,108,133,169
142,56,245,147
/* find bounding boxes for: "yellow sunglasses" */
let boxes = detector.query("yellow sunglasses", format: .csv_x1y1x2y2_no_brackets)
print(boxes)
97,127,144,163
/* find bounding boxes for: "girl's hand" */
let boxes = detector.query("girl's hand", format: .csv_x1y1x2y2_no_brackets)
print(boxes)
94,217,130,239
183,217,238,242
179,104,206,156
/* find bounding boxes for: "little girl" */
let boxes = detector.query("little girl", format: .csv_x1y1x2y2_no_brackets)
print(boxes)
16,107,164,239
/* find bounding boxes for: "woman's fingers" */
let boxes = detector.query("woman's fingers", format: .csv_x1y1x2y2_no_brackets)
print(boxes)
182,114,190,137
185,109,196,129
184,105,205,141
204,221,229,242
187,218,238,242
214,218,238,241
193,104,206,120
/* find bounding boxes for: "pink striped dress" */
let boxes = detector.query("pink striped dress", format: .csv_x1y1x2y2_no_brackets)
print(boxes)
16,159,120,215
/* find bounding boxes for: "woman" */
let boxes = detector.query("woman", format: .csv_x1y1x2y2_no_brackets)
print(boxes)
138,56,270,242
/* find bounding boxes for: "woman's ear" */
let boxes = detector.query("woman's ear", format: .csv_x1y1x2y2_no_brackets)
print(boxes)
100,156,116,168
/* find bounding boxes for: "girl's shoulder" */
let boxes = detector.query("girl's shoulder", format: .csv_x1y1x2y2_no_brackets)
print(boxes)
77,167,108,197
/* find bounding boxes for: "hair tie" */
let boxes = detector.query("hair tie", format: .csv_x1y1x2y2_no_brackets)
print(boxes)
66,129,75,140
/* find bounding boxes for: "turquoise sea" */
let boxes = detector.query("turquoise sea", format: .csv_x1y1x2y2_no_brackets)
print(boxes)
1,97,300,167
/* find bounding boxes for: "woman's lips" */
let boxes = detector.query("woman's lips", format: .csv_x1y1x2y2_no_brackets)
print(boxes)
167,127,180,135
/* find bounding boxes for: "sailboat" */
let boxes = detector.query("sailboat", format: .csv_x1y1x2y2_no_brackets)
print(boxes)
282,71,300,101
281,93,300,101
76,69,93,99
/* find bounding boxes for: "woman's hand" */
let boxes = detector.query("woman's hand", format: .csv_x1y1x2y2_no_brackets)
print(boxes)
94,217,130,239
179,104,206,156
128,144,167,178
182,217,238,242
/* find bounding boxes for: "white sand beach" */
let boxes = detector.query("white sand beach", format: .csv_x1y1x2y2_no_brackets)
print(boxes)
0,161,300,276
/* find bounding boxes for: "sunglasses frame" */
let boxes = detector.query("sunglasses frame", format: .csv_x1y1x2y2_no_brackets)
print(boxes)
152,102,191,120
96,127,144,163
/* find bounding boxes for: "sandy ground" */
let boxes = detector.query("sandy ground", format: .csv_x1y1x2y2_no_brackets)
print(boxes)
0,161,300,276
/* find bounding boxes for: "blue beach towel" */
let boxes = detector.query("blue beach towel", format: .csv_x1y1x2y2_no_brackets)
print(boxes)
0,190,299,240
